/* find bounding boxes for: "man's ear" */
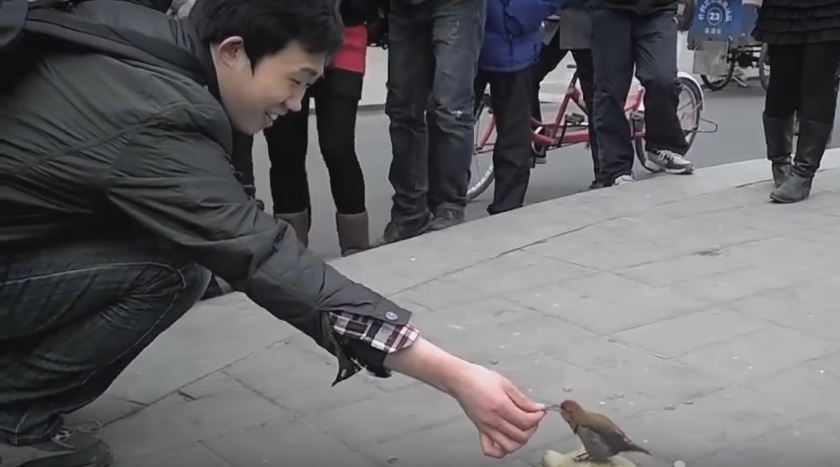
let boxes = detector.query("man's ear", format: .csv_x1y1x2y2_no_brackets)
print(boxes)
215,36,249,70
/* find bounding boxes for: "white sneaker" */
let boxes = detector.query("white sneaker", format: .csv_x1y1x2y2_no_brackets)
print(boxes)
646,149,695,174
613,174,634,186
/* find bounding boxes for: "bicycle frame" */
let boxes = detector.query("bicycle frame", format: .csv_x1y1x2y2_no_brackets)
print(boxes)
475,70,647,155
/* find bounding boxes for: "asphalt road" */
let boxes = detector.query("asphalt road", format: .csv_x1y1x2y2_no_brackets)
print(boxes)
250,81,840,260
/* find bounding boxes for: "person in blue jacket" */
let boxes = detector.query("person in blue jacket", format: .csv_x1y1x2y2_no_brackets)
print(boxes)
474,0,562,215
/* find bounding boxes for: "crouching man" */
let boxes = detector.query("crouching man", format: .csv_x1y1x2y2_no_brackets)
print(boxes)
0,0,546,465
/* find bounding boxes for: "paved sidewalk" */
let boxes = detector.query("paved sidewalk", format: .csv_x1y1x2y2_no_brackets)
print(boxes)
72,150,840,467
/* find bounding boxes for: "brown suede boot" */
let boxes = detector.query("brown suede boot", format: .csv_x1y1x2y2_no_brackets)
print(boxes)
336,212,369,257
274,211,310,247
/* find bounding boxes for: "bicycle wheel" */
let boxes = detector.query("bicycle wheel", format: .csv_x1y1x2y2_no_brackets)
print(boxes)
758,43,770,92
634,76,704,172
700,58,735,91
467,93,496,201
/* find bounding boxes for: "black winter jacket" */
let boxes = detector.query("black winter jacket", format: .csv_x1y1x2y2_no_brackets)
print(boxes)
0,0,411,383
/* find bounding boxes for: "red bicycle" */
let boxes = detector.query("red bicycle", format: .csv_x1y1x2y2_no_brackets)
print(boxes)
468,68,706,200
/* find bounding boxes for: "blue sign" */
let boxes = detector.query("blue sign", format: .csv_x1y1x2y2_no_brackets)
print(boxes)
688,0,758,43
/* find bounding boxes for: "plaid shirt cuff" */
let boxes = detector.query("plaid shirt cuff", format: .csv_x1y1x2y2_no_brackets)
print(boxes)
324,311,419,385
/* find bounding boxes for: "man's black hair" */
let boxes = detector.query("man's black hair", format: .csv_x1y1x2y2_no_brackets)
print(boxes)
189,0,344,67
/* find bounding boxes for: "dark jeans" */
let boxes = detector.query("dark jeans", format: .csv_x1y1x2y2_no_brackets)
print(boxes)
591,8,689,185
265,70,366,215
385,0,486,233
0,238,210,444
765,42,840,125
532,39,599,181
474,66,536,215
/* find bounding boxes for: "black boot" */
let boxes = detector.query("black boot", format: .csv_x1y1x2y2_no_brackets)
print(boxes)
762,113,794,188
770,119,833,204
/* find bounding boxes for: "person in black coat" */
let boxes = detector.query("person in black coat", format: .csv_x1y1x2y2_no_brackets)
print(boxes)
753,0,840,203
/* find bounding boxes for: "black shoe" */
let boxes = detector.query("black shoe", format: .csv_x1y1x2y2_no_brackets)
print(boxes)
372,216,431,247
770,119,833,204
428,208,465,232
1,428,112,467
762,113,794,188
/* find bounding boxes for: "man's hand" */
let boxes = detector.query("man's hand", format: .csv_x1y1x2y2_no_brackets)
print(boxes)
383,338,546,459
450,363,547,458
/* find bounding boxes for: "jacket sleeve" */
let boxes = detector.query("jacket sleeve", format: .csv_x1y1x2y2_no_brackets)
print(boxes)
503,0,565,37
105,105,416,384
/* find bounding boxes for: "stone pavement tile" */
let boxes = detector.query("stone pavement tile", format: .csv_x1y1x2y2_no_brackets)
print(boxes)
675,325,840,386
807,350,840,378
614,385,796,464
719,232,835,275
728,291,840,343
484,352,659,453
365,417,536,467
114,444,230,467
107,293,295,405
667,265,799,304
331,231,490,295
101,372,294,460
444,250,597,296
67,394,144,427
407,298,596,363
643,210,771,254
549,337,724,405
222,334,388,414
690,423,840,467
523,225,679,271
611,306,769,358
302,383,463,450
506,275,706,335
725,201,840,235
768,275,840,314
616,249,738,287
391,278,489,310
742,364,840,422
203,418,381,467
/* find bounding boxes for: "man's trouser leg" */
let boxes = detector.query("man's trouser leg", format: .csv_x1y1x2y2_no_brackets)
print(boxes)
425,0,486,227
384,1,435,240
634,10,690,155
485,66,536,215
0,238,210,444
591,8,636,186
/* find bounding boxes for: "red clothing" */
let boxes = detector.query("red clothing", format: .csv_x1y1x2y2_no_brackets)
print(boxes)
330,25,368,75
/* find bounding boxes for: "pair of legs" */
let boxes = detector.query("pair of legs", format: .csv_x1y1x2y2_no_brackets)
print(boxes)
590,8,693,186
764,42,840,203
474,66,536,215
264,70,369,255
382,0,486,243
531,37,600,187
0,238,210,465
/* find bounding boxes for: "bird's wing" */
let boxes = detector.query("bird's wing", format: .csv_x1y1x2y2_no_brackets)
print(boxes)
586,412,627,436
585,420,636,451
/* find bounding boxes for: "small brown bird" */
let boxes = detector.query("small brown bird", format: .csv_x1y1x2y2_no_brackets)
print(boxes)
555,400,651,463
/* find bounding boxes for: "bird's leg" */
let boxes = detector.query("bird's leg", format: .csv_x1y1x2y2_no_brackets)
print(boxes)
573,452,593,462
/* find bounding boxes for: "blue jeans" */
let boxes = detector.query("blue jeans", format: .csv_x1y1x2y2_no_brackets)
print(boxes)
385,0,487,234
0,238,210,444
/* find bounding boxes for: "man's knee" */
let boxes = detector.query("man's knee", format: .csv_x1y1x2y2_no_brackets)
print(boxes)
116,260,210,329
